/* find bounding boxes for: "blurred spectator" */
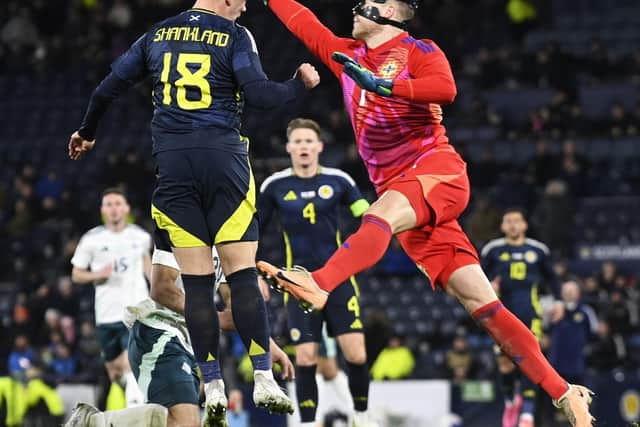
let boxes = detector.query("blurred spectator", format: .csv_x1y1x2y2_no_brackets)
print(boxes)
527,140,558,187
371,335,415,381
558,140,588,196
35,171,64,201
50,344,76,382
227,389,249,427
445,335,475,384
48,276,79,317
506,0,537,43
106,0,133,30
581,276,607,314
6,199,33,237
379,238,418,276
587,320,627,371
1,7,40,54
603,289,633,335
8,335,34,377
597,261,618,292
549,281,597,384
531,180,575,256
363,310,391,366
466,193,501,249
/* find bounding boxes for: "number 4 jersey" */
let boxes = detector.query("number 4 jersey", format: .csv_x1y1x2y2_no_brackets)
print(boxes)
71,224,152,325
258,167,369,270
111,8,269,153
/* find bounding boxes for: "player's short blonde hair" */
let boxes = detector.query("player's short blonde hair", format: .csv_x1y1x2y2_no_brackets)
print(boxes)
286,118,322,140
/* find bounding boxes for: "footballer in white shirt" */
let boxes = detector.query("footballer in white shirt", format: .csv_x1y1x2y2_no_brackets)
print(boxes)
71,188,151,406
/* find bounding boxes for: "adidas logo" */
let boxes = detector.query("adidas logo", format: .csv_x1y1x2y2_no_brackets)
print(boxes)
299,399,316,408
283,190,297,201
350,319,363,329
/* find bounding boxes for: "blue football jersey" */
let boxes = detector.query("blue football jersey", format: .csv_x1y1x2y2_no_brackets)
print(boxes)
111,8,268,151
258,167,369,269
481,238,559,320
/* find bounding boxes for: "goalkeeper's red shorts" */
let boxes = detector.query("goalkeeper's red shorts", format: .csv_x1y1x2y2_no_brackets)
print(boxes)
383,145,479,289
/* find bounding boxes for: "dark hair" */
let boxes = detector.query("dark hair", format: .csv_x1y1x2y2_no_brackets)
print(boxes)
102,187,127,201
286,118,322,139
502,207,527,220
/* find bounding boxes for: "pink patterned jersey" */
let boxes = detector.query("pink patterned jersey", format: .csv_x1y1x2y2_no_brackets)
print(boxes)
270,0,458,191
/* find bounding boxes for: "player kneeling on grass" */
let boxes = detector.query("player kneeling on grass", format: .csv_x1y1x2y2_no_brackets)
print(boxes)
65,248,294,427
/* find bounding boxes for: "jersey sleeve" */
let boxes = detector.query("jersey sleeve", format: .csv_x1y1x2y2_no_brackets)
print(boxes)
257,180,277,234
339,174,369,218
232,27,306,108
391,41,457,104
111,33,149,84
71,235,93,269
268,0,354,76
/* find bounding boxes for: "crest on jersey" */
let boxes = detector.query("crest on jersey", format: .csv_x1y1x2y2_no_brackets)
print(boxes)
290,328,301,342
524,250,538,263
318,185,334,199
573,312,584,323
620,390,640,421
380,61,399,79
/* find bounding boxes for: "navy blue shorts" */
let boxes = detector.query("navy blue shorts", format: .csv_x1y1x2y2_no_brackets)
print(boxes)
151,138,258,248
287,280,363,346
128,322,200,407
96,322,130,362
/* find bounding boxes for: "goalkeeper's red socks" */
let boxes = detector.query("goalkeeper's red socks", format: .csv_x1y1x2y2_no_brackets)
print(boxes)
473,301,568,400
313,214,392,292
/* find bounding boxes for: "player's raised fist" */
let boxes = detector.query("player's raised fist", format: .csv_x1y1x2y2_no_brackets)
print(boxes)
68,131,95,160
295,63,320,90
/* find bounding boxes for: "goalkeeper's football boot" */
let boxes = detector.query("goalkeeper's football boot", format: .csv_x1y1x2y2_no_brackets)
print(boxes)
552,384,595,427
257,261,328,312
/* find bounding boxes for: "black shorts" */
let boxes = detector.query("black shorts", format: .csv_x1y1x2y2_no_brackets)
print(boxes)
151,139,258,248
287,279,363,345
96,321,130,362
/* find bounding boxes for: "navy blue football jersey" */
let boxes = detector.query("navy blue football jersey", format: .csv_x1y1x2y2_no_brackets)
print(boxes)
111,8,268,151
481,238,559,321
258,167,369,269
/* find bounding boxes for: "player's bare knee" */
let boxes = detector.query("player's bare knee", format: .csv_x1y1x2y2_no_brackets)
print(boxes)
367,190,417,233
296,344,319,366
447,264,497,313
216,241,257,275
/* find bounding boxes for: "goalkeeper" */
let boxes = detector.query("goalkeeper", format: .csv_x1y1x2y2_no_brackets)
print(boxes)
254,0,595,426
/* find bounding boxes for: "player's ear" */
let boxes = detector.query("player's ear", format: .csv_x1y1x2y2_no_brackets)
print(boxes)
285,141,293,154
317,141,324,153
383,3,395,18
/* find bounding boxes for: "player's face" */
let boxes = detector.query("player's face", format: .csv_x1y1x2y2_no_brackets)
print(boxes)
286,128,323,168
101,194,130,225
501,212,527,240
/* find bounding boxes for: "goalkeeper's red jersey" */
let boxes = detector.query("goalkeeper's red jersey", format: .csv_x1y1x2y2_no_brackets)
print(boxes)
269,0,457,191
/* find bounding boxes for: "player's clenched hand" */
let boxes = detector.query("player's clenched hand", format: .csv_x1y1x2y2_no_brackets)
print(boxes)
94,264,113,284
68,131,95,160
332,52,393,97
295,63,320,90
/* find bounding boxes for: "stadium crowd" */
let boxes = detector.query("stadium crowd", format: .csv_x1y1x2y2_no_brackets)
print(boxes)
0,0,638,425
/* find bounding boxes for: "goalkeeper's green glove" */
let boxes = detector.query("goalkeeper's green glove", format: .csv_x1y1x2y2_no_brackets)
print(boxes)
332,52,393,97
